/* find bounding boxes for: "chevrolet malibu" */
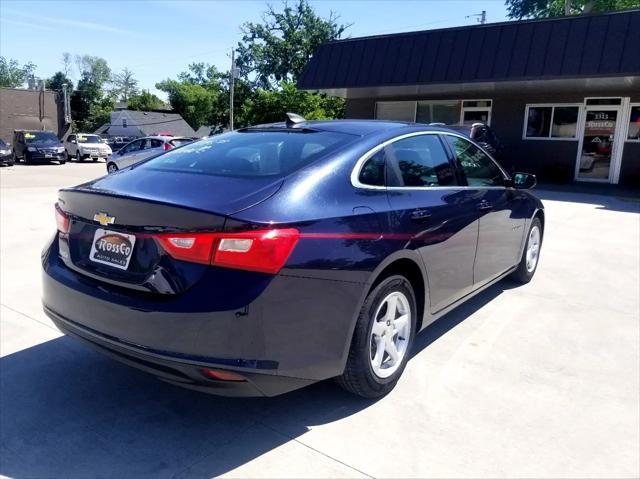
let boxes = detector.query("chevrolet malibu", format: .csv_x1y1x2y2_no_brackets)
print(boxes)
42,116,544,398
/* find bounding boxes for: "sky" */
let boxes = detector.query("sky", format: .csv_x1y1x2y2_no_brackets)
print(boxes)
0,0,509,99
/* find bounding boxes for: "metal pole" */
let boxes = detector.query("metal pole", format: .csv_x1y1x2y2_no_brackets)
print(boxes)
230,48,235,131
480,10,486,24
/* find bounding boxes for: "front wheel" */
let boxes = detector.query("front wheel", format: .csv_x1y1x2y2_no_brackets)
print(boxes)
107,162,118,173
336,275,416,398
76,151,82,162
510,217,542,284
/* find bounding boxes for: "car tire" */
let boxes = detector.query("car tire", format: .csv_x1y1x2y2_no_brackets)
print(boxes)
76,151,82,162
107,162,118,173
336,275,417,398
59,159,66,165
510,217,543,284
24,152,31,165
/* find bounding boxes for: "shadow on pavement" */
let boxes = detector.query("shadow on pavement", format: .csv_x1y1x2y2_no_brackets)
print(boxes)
1,279,513,478
534,187,640,213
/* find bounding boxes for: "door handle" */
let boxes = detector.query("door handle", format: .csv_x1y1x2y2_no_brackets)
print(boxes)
477,201,493,211
410,209,431,221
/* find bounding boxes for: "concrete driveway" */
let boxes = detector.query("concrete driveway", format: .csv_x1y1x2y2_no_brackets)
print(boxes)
1,163,638,478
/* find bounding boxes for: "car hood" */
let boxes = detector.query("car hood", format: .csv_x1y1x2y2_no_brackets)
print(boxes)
69,168,284,216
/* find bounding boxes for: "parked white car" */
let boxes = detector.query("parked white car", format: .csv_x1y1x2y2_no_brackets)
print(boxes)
106,136,194,173
65,134,112,162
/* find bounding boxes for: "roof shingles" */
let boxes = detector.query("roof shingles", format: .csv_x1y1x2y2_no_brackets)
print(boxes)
298,9,640,90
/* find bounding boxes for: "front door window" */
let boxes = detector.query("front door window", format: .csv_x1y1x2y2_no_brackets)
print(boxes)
577,110,618,180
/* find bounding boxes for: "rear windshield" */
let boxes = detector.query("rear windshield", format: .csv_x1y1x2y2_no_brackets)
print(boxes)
140,130,356,177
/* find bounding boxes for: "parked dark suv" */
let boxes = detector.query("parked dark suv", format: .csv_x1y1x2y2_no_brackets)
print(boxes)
13,130,66,165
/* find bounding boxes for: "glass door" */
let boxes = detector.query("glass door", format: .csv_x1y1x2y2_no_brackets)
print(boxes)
576,109,619,181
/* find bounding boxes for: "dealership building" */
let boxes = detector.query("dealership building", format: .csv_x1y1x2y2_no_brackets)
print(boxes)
299,9,640,187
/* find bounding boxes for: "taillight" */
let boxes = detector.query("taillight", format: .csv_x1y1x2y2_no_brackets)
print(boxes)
55,203,70,233
213,229,299,274
163,142,174,151
155,233,217,265
154,228,299,274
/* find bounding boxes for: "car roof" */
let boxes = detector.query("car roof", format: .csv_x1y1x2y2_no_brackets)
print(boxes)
243,119,419,136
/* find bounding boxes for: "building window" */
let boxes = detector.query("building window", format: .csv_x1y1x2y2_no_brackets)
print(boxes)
376,99,493,126
628,105,640,141
416,100,460,125
524,104,580,140
461,100,492,125
375,101,416,122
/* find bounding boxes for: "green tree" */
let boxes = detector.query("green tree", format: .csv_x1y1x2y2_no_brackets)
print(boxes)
70,56,114,132
156,79,216,129
506,0,639,18
0,57,37,88
45,71,73,92
75,54,111,87
242,81,345,125
61,52,72,77
112,67,139,101
128,90,164,111
236,0,349,89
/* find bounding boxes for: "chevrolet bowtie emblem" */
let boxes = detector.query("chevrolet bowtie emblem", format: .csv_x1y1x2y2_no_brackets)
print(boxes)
94,212,115,226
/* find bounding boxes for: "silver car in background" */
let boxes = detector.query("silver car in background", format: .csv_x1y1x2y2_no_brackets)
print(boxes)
106,136,194,173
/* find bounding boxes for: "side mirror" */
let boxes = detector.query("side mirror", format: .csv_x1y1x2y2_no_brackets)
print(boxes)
513,172,537,189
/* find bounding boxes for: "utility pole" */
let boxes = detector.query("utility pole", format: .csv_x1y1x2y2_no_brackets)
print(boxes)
466,10,487,25
229,48,235,131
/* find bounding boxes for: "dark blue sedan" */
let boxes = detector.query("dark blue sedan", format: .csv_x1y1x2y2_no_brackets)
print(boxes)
42,116,544,398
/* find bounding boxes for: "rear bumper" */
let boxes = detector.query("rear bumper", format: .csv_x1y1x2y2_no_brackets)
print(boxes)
45,306,313,396
42,236,366,396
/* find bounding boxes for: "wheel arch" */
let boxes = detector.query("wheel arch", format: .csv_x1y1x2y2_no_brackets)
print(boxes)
363,251,429,332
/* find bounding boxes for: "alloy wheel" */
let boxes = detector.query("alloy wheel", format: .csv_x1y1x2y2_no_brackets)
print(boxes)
526,225,541,273
369,291,411,379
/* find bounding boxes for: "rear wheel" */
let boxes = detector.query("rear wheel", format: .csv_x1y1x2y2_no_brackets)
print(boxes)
511,217,542,284
107,162,118,173
336,275,416,398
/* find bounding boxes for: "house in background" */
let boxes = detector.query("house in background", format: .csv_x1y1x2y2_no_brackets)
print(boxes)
298,9,640,186
95,110,198,138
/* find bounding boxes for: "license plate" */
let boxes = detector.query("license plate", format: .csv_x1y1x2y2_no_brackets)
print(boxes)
45,153,52,158
89,229,136,270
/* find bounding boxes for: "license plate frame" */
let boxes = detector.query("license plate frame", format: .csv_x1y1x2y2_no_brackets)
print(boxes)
89,228,136,270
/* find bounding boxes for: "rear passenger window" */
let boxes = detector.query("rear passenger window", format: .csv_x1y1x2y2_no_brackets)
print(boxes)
358,150,385,186
385,134,456,187
150,139,163,149
445,136,504,187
